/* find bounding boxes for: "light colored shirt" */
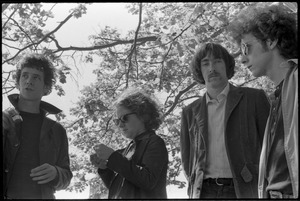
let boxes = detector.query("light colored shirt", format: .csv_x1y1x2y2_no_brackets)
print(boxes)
204,83,233,179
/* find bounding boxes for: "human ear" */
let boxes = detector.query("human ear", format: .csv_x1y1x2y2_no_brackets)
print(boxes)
267,39,278,50
15,82,20,91
43,85,51,96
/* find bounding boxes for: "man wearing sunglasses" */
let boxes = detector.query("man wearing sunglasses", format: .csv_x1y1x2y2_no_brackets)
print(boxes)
228,2,298,199
180,42,270,198
90,88,168,199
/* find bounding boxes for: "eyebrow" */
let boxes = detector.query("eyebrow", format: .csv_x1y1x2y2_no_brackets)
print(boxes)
201,58,210,62
201,57,222,62
21,72,42,77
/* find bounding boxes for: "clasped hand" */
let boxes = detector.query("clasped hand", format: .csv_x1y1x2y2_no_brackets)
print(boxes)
90,144,114,169
30,163,57,184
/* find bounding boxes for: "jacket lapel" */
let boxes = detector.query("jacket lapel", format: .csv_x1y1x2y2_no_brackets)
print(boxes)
225,84,243,126
194,96,208,163
39,115,56,164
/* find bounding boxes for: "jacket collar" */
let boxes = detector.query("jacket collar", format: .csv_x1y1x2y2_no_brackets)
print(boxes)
225,84,244,123
133,130,155,143
192,83,243,127
8,93,62,115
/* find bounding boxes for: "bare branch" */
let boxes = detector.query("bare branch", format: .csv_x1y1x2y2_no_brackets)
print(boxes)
2,11,75,65
125,3,142,87
2,42,21,50
9,17,36,49
159,42,173,91
2,6,17,29
52,36,157,54
162,82,198,118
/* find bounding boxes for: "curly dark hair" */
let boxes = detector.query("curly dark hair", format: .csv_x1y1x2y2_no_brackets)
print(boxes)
14,53,57,96
190,42,235,84
227,3,297,59
114,88,162,131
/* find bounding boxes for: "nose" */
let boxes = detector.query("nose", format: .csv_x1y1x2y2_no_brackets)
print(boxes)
26,76,34,85
208,63,216,73
241,54,248,65
117,121,125,128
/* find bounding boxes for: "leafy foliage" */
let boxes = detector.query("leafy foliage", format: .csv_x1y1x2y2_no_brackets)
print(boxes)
2,2,297,198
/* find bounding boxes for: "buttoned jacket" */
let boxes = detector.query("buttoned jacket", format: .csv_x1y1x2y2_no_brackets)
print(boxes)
180,84,270,198
3,94,73,199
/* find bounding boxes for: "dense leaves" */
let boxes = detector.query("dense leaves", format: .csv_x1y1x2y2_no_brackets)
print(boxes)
2,2,297,198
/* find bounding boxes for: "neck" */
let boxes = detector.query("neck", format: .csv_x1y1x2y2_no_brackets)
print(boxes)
266,51,289,86
206,82,228,99
18,96,40,113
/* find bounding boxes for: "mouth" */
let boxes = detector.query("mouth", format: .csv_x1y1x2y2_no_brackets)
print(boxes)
25,88,33,91
247,65,252,71
208,74,219,79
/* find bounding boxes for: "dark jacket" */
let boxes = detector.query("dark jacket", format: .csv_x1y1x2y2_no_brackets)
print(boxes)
180,84,270,198
3,94,73,199
98,130,168,199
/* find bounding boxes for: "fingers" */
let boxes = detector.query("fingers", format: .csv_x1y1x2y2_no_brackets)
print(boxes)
90,154,107,169
30,163,57,184
94,144,106,153
93,144,114,159
2,112,13,130
90,153,100,166
31,174,53,184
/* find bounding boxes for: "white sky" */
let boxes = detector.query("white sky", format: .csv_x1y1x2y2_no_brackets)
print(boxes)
2,3,188,198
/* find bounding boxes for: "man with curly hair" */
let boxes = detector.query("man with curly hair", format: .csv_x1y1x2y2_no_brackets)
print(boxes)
90,88,168,199
2,53,73,199
228,2,298,199
180,42,270,198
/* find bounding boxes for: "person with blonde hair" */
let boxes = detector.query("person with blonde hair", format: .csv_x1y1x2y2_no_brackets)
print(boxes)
90,88,168,199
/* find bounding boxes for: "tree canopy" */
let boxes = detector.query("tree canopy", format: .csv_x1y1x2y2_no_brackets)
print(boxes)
2,2,297,198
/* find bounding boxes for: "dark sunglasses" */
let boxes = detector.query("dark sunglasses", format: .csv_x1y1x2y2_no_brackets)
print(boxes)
113,112,136,126
241,41,249,56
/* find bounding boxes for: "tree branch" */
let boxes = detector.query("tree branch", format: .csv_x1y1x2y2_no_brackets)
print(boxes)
52,36,157,54
159,42,173,91
2,6,17,29
2,11,75,65
162,81,198,118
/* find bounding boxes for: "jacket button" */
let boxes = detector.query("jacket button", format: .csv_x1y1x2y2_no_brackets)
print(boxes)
14,143,19,147
5,169,9,173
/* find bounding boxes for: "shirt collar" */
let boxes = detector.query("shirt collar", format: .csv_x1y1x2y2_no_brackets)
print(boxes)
206,82,230,104
279,59,298,68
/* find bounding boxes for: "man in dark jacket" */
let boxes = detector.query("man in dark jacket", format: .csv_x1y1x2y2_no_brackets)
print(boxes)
180,43,270,198
2,53,73,199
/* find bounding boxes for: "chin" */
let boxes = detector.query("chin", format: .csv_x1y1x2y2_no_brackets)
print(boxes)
122,133,132,140
251,70,263,78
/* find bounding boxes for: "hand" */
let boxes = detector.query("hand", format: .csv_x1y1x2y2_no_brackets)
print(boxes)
3,108,22,131
90,153,107,169
94,144,114,160
2,111,14,131
30,163,58,184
